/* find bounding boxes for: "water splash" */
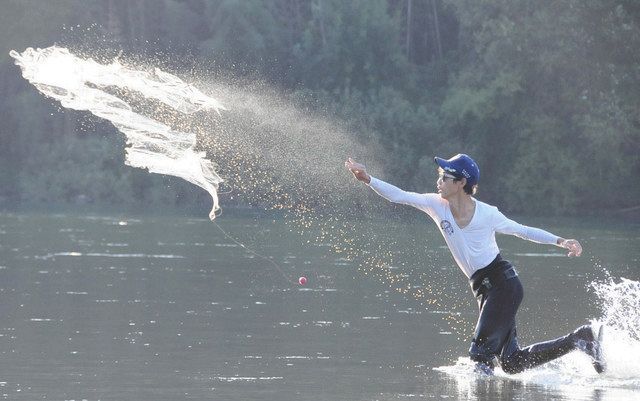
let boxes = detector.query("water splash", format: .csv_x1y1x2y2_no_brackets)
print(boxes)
10,46,225,219
436,276,640,396
593,277,640,342
590,277,640,382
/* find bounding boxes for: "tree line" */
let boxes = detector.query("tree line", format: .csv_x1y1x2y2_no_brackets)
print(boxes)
1,0,638,216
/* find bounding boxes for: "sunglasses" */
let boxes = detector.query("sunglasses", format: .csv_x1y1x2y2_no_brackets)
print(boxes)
438,173,460,182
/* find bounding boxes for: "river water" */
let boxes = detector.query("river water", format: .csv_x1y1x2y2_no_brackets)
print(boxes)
0,212,638,401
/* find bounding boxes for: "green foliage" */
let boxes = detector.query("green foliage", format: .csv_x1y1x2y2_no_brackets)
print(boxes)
163,0,205,46
18,134,127,205
198,0,289,73
0,0,82,64
440,0,640,213
0,0,638,216
294,0,410,93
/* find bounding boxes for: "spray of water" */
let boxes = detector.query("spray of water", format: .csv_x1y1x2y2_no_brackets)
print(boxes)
10,45,470,333
10,46,225,220
590,277,640,379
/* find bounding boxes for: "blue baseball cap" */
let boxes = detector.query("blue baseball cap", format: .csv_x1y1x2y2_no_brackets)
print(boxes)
434,154,480,186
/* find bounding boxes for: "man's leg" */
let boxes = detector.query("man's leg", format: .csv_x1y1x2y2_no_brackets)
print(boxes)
500,325,605,374
469,277,524,373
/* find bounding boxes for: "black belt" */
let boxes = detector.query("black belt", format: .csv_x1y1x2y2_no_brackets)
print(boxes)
469,254,518,297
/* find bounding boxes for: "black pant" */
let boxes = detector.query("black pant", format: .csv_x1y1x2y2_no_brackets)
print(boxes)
469,255,580,374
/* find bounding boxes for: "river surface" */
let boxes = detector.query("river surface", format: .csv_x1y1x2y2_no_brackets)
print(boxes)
0,212,638,401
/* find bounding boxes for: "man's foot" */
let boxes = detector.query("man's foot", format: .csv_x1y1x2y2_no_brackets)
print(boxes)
473,362,494,376
574,325,606,374
592,325,606,374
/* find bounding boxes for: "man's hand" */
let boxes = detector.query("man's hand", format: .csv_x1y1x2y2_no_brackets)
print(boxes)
345,158,371,184
558,238,582,257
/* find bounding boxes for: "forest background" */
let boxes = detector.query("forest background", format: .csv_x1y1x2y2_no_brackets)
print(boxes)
1,0,638,217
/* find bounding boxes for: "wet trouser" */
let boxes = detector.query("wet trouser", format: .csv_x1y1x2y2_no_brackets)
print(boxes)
468,254,581,374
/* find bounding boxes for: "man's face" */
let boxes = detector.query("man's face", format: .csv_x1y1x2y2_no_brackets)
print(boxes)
436,169,462,199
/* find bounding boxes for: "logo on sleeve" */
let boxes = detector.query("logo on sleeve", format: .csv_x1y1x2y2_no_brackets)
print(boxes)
440,220,454,235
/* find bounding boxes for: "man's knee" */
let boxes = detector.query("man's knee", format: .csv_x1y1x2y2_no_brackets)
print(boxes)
499,353,525,375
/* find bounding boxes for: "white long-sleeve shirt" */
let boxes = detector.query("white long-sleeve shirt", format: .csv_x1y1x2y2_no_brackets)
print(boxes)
368,177,560,278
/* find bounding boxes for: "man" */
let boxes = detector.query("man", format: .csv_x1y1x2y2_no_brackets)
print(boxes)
345,154,605,375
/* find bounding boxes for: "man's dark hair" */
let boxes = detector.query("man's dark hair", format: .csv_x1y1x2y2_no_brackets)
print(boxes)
454,176,476,195
464,182,477,195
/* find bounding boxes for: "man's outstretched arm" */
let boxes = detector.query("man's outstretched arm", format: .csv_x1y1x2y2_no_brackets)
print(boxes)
494,211,583,257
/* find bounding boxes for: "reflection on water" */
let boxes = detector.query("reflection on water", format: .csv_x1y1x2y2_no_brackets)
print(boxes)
0,212,638,401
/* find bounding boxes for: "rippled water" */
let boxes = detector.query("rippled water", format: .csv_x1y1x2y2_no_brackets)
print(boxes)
0,212,638,400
